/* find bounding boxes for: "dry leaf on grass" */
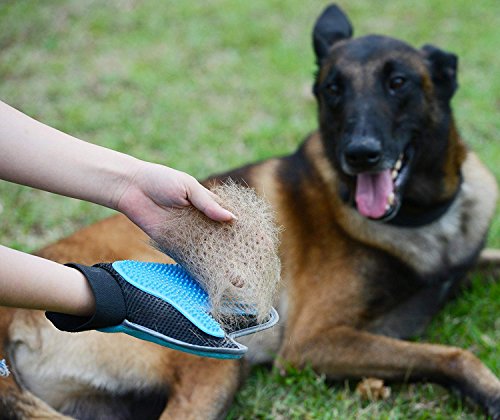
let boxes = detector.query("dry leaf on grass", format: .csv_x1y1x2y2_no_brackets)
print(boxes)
355,377,391,401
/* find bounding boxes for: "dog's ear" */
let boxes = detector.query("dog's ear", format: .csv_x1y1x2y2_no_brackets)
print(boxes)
422,44,459,102
313,4,353,65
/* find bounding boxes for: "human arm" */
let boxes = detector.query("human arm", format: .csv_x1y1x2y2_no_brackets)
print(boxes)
0,100,235,237
0,245,95,316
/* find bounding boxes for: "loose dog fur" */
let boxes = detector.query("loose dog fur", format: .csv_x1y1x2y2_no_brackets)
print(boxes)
1,4,499,419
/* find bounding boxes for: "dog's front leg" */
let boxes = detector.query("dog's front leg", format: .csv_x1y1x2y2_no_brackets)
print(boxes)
0,308,73,419
159,356,245,420
278,325,500,417
0,383,73,420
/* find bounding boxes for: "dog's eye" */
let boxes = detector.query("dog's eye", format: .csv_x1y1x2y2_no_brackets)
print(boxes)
389,76,406,92
327,82,342,96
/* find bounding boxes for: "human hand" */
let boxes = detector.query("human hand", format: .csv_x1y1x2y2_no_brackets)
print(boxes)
115,160,236,240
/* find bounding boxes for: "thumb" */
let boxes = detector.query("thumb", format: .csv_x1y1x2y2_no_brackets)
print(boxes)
188,182,236,222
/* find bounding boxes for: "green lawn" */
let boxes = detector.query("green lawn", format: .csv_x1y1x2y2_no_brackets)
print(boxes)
1,1,498,418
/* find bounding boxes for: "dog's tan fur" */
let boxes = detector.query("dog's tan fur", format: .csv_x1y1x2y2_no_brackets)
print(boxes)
1,5,500,420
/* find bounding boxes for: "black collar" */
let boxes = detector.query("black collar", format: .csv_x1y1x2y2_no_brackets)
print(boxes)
386,187,461,228
340,173,463,228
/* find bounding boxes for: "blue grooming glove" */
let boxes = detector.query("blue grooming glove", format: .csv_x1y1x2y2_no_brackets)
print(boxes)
46,261,278,359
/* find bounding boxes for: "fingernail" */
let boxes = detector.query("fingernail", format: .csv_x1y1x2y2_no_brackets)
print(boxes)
222,210,237,221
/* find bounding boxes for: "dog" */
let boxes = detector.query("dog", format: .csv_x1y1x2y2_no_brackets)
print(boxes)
1,4,499,419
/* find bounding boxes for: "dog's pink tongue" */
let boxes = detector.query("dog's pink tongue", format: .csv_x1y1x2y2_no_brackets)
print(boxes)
355,170,393,219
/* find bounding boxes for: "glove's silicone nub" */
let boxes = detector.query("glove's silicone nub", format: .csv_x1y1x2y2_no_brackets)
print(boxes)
112,260,224,338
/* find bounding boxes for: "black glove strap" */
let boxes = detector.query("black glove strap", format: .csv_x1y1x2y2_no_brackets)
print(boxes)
46,263,127,332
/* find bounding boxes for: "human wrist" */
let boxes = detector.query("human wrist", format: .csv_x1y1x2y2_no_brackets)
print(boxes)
64,266,96,316
46,264,127,332
93,151,143,212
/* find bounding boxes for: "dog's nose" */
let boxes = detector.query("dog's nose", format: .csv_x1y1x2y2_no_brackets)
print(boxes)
344,138,382,169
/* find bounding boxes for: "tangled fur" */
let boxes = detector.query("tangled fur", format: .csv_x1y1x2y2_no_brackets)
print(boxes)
153,180,281,330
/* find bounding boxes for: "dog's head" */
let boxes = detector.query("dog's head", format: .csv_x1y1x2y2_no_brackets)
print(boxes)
312,4,466,221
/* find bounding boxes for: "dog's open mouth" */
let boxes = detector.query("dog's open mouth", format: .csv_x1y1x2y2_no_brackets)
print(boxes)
355,149,412,220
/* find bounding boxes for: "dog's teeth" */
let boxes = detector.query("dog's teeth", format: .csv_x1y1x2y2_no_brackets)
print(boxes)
385,204,390,211
388,193,395,205
391,169,398,180
395,159,402,171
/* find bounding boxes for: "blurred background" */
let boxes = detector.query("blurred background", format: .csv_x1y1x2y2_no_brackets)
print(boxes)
0,1,498,418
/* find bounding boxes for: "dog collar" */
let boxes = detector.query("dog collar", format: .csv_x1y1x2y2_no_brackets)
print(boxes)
386,173,463,228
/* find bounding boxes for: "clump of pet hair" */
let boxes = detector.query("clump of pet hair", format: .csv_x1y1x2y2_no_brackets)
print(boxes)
152,179,281,330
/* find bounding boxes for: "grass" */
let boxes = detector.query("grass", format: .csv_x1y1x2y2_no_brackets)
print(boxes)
229,272,500,419
0,0,498,418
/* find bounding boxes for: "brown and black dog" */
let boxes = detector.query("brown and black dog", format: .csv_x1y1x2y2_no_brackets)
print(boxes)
1,4,499,419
